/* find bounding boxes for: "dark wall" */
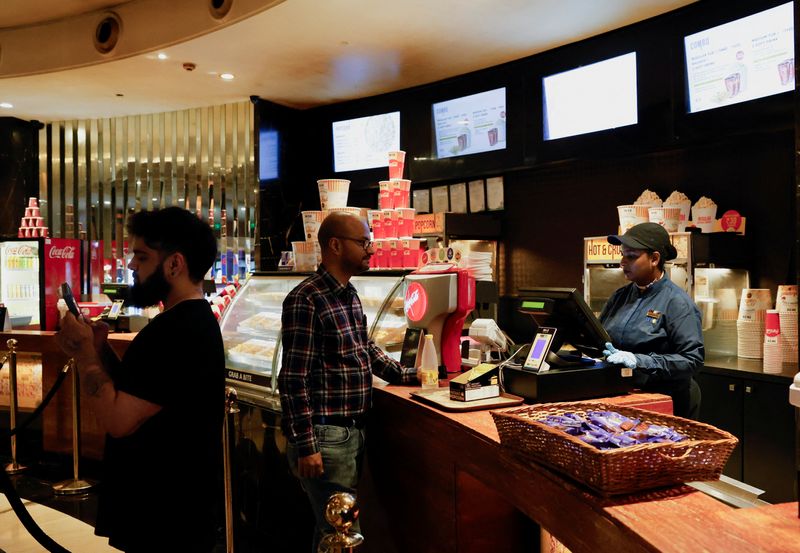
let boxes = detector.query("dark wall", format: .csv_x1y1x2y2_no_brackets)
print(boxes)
257,0,795,287
0,118,40,238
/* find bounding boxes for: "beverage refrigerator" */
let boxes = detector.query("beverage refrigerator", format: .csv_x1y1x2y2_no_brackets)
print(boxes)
0,238,83,330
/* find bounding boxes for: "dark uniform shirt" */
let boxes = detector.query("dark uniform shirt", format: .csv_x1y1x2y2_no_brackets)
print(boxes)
600,276,704,393
279,265,416,457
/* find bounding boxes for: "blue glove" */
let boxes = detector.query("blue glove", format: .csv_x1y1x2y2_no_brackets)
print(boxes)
603,342,637,369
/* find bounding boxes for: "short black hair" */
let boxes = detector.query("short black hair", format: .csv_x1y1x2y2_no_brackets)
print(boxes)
126,207,217,283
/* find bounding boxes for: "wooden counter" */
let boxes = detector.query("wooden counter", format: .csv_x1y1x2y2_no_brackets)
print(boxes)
361,382,800,553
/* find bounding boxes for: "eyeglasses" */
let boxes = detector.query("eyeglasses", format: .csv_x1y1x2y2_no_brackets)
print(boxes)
335,236,373,251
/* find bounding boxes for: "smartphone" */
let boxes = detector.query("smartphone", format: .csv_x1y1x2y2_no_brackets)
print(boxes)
60,282,81,317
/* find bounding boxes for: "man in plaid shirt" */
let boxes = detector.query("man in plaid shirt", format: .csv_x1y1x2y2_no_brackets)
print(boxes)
279,211,417,549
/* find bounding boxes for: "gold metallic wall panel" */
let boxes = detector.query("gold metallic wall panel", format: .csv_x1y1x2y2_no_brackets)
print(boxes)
37,101,256,264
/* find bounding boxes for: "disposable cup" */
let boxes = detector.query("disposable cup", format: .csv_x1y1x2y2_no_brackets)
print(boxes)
649,206,681,232
292,241,317,272
388,150,406,180
323,207,368,222
765,309,781,339
25,207,33,218
368,210,384,239
776,285,798,313
738,289,772,322
28,197,38,208
391,179,412,209
302,211,324,241
396,208,415,238
664,201,691,231
374,240,389,269
691,204,717,233
317,179,350,210
389,240,403,268
617,205,648,233
402,239,423,269
381,209,397,239
379,181,394,210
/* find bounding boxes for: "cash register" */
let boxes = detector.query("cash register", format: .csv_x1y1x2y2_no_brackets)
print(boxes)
501,287,634,402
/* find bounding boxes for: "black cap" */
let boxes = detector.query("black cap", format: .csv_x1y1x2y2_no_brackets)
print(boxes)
608,222,678,260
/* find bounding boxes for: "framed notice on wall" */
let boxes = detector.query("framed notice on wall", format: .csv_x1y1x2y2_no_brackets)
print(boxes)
413,189,431,213
468,179,485,212
486,176,504,210
431,185,450,213
450,182,467,213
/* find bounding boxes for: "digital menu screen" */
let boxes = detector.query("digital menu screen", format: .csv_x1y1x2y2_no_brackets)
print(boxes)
258,130,279,180
542,52,638,140
684,2,794,114
433,87,506,159
332,111,400,173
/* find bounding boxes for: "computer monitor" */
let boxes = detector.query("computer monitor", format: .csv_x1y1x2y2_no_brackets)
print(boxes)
516,287,611,359
100,283,130,306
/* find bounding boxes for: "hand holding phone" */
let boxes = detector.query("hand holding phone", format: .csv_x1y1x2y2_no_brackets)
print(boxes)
60,283,81,317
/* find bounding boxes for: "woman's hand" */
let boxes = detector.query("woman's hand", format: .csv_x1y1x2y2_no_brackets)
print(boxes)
603,342,637,369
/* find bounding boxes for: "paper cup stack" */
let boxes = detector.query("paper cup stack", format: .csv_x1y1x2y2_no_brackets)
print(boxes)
762,310,783,373
462,251,494,281
736,289,772,359
776,285,798,365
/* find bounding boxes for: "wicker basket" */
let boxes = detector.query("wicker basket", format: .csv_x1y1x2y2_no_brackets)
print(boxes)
491,402,738,496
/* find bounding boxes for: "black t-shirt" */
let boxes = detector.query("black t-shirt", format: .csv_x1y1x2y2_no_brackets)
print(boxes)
95,299,224,552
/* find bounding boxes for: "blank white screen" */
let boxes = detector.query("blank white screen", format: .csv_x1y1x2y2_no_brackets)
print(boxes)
543,52,638,140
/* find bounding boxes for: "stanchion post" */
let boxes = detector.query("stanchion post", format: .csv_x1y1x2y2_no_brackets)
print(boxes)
53,359,95,495
318,492,364,553
223,386,240,553
4,338,27,474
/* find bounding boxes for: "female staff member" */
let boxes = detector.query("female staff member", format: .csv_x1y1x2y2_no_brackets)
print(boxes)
600,222,704,419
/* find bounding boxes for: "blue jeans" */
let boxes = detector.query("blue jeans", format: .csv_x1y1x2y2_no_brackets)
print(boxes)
287,424,365,552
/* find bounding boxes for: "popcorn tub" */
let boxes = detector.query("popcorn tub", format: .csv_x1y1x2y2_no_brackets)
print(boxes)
317,179,350,210
491,401,737,496
617,205,649,233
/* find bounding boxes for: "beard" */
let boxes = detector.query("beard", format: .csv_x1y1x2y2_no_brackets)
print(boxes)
129,262,171,307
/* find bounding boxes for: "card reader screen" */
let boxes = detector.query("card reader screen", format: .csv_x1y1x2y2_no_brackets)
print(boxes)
524,328,555,370
531,336,547,359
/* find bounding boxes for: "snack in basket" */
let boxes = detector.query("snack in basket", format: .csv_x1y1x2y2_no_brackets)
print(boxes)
540,410,687,450
665,190,690,204
693,196,716,209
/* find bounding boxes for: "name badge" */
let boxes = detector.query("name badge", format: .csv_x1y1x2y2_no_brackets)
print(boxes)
646,310,662,320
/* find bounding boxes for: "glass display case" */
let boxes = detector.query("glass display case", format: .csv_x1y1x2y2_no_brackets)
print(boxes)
220,270,409,409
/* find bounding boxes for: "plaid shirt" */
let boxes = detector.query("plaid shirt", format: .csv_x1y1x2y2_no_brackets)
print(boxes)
278,265,416,456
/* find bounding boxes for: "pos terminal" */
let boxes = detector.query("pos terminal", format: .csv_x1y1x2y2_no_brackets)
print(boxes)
502,287,634,402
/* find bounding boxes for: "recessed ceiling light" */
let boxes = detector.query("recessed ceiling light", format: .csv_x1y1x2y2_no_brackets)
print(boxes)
0,102,13,109
220,73,235,81
116,93,124,97
157,53,168,60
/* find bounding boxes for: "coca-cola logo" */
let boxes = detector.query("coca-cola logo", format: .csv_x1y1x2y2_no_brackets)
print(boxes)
48,246,76,260
405,282,428,323
7,245,35,257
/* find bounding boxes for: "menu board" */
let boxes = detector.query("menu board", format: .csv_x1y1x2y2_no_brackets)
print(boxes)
543,52,638,140
333,111,400,172
684,2,794,114
433,88,506,159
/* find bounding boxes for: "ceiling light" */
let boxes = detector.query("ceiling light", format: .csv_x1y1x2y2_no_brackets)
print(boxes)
0,102,13,109
220,73,235,81
157,53,168,60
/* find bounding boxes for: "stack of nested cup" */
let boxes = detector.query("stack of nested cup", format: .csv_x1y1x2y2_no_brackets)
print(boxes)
762,309,783,373
369,150,421,270
776,285,798,365
18,197,49,238
736,289,772,359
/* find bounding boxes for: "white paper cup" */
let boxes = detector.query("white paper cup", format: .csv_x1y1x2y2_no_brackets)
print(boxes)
301,211,324,241
776,285,798,313
292,241,317,272
317,179,350,210
388,150,406,180
649,206,681,232
617,205,649,233
738,289,772,322
664,201,691,231
691,204,717,233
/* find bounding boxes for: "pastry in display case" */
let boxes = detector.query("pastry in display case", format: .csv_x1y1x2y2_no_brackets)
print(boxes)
219,271,409,408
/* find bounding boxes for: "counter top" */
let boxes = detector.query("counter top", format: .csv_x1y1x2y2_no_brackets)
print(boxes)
365,382,800,553
703,354,797,383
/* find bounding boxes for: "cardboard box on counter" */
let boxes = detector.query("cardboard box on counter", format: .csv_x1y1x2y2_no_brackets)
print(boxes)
450,363,500,402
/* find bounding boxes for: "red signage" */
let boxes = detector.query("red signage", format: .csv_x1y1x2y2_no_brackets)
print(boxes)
405,282,428,322
48,245,76,260
720,210,743,232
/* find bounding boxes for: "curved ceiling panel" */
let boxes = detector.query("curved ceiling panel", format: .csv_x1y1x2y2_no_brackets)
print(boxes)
0,0,284,77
